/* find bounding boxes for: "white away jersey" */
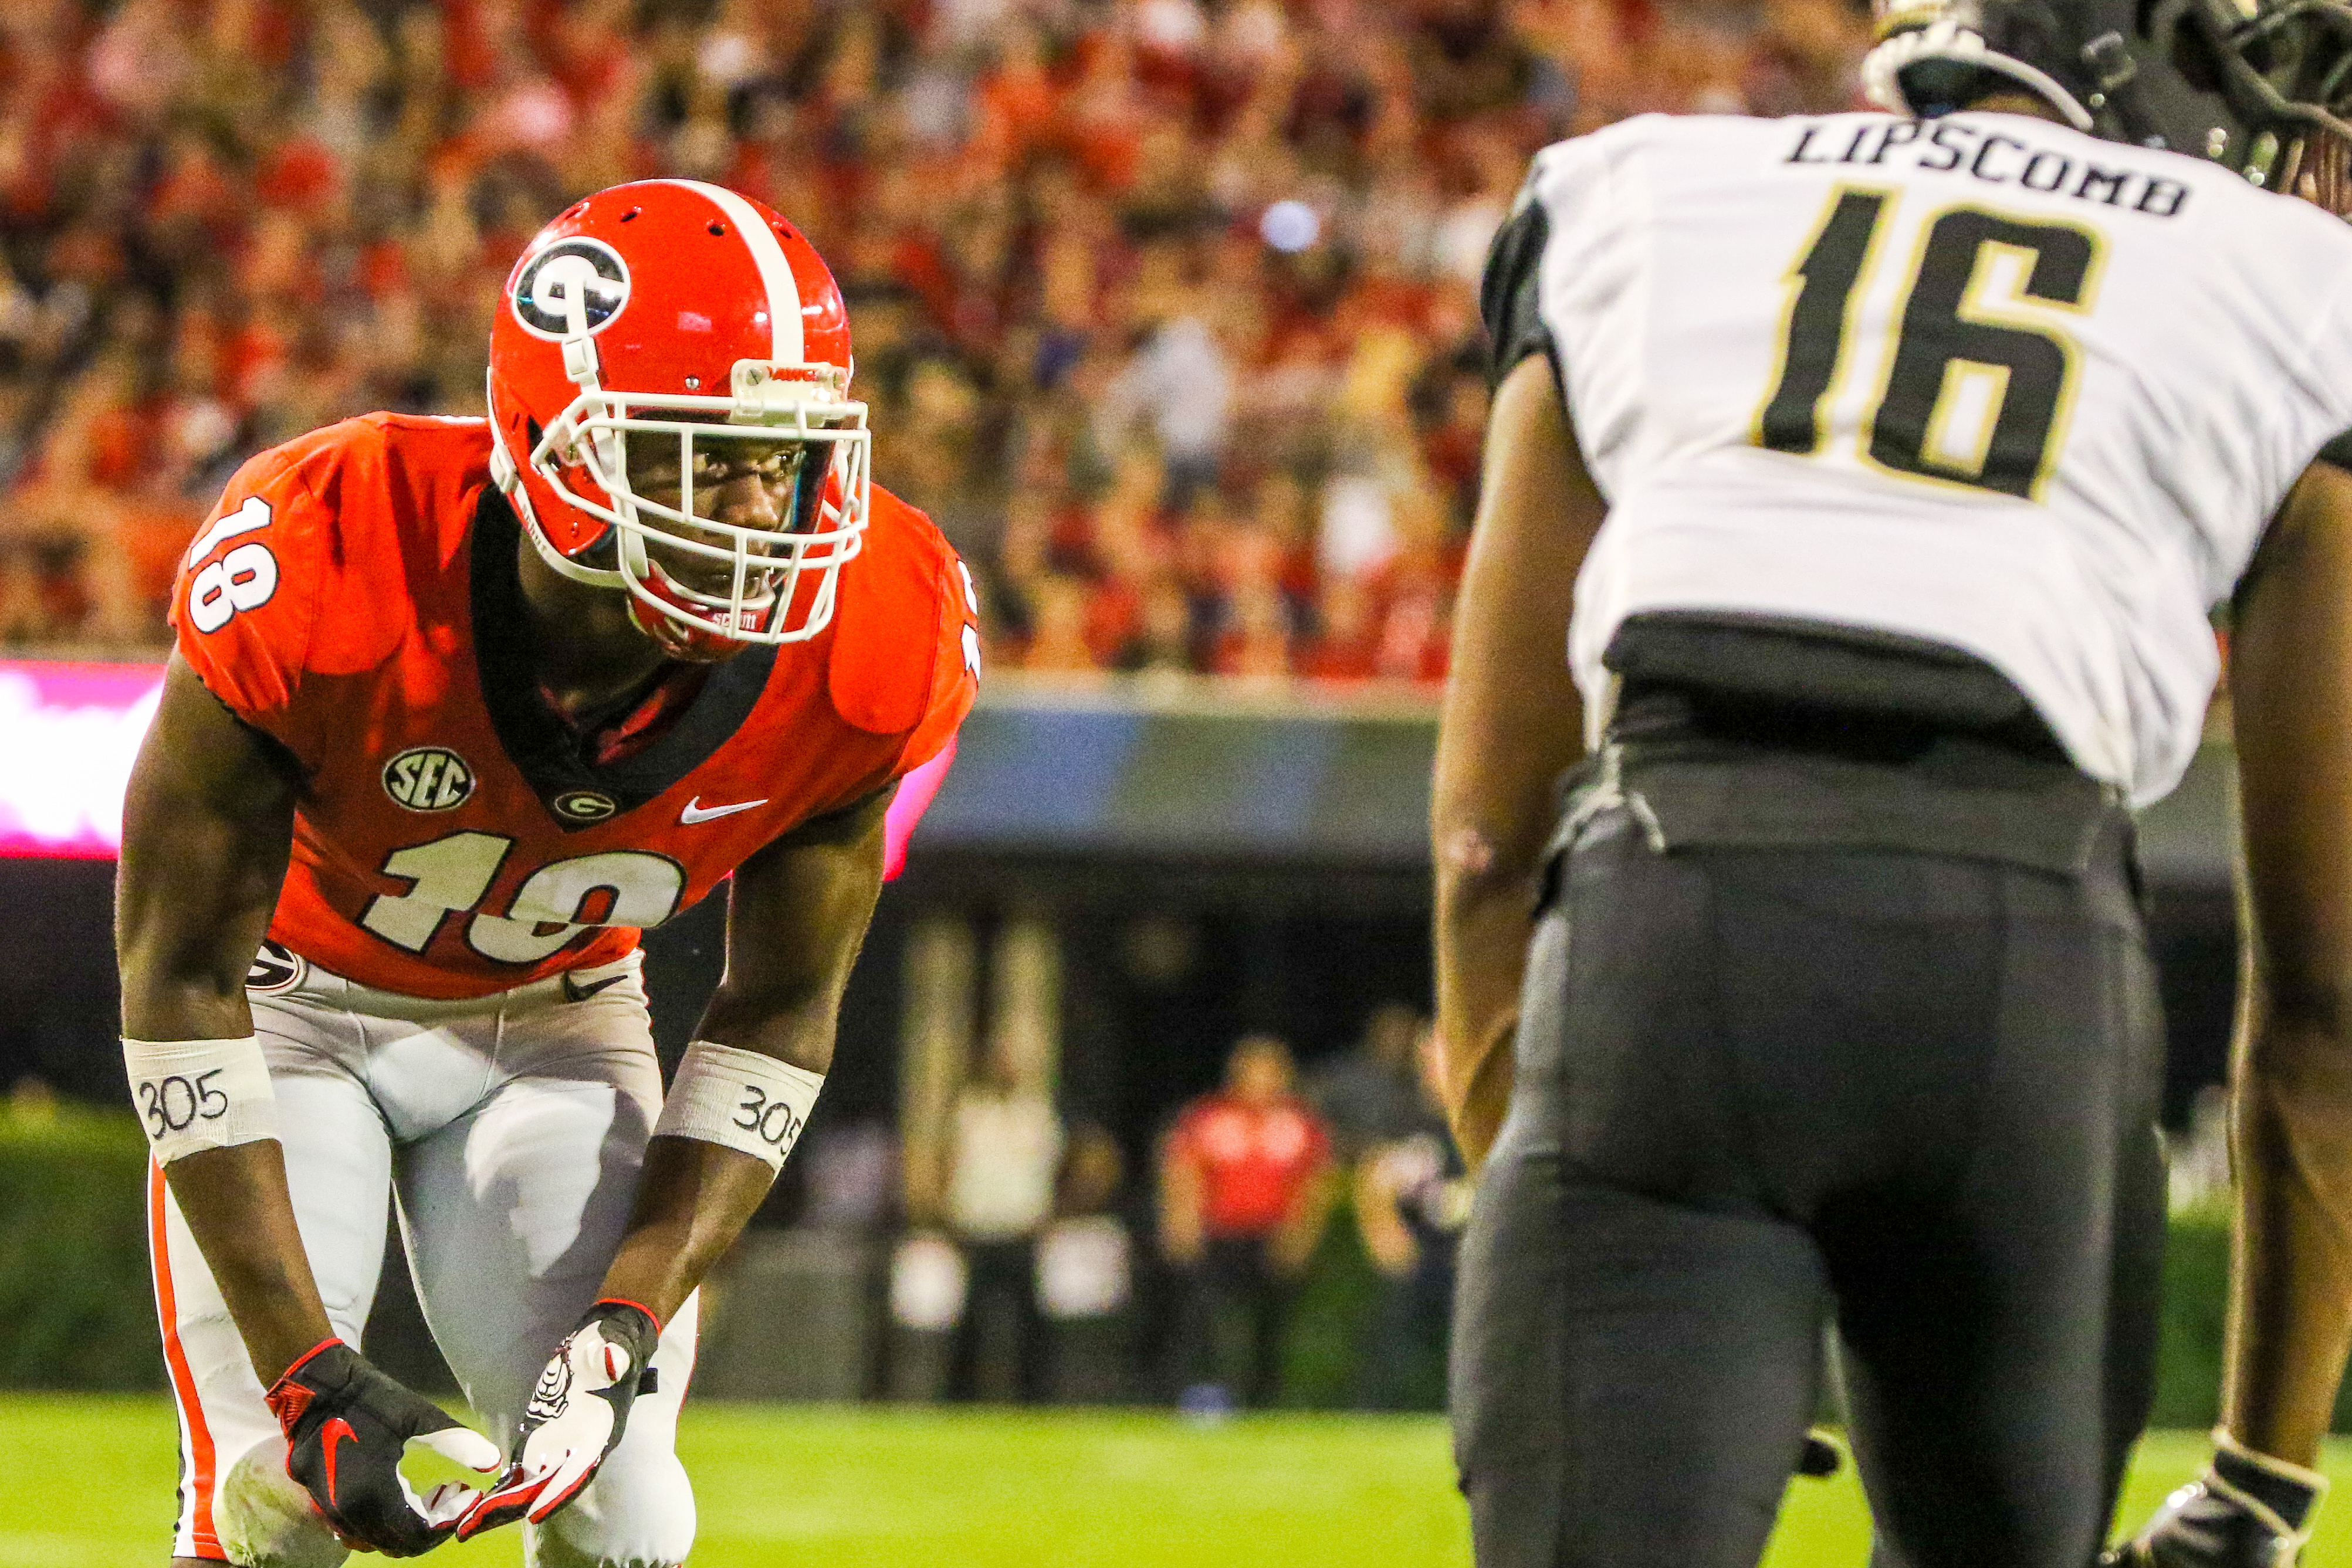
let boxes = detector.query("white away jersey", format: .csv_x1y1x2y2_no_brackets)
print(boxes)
1498,110,2352,804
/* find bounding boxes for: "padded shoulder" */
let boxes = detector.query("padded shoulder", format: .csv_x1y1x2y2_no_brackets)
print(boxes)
828,485,980,758
170,415,490,764
170,428,346,751
1481,189,1554,390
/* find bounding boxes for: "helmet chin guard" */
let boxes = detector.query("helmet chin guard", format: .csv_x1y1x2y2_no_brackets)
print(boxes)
486,180,868,653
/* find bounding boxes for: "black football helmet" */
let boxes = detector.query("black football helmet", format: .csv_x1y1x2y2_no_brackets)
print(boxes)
1864,0,2352,185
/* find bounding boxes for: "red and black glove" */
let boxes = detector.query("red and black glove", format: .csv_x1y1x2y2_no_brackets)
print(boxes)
456,1299,661,1541
264,1339,501,1557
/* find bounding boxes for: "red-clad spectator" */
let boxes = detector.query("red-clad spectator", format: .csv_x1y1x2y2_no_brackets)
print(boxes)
1299,576,1381,682
1019,573,1106,675
1246,470,1322,607
1209,584,1294,680
1083,571,1145,667
1116,573,1198,674
253,133,339,210
971,22,1060,177
1160,1035,1334,1411
1063,28,1150,192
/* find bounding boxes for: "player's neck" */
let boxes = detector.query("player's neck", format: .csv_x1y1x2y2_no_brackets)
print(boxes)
513,534,674,721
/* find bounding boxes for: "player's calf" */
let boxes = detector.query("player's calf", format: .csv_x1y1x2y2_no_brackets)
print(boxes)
2107,1432,2326,1567
208,1442,350,1568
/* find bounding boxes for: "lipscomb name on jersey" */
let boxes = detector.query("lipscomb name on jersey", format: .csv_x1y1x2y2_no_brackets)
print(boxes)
1786,118,2191,218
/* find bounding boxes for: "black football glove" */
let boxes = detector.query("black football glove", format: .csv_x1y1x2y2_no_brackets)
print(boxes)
263,1338,501,1557
2107,1432,2326,1567
456,1299,662,1540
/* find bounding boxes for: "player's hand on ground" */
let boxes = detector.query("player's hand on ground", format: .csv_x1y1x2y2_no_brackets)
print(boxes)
456,1299,661,1539
264,1338,503,1556
2106,1435,2326,1567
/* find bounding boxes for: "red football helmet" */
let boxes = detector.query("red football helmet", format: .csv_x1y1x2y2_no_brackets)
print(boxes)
486,180,868,659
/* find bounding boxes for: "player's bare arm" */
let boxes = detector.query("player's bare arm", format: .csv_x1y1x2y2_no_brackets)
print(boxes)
116,655,321,1380
1430,351,1602,1171
2111,464,2352,1567
2106,459,2352,1568
2221,462,2352,1453
601,783,895,1322
122,655,503,1560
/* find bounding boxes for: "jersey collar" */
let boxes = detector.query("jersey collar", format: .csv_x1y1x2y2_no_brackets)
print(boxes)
468,488,780,831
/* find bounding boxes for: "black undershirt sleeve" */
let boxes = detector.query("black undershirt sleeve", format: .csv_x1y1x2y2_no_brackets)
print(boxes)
2317,429,2352,474
1479,196,1554,391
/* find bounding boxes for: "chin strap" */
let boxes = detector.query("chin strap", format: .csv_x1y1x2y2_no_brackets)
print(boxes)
487,421,521,496
625,585,755,663
1862,17,2098,130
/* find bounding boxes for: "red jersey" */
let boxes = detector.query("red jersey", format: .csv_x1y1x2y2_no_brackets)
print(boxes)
170,414,977,1000
1169,1094,1331,1238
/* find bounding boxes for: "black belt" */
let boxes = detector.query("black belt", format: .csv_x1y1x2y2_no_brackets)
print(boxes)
1551,615,2127,879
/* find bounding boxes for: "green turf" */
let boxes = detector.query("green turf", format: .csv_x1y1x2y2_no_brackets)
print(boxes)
7,1400,2352,1566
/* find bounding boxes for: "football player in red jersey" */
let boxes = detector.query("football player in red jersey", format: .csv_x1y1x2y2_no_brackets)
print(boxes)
114,180,977,1567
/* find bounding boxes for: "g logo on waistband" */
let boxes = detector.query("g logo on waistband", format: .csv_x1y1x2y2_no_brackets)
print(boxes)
245,939,306,996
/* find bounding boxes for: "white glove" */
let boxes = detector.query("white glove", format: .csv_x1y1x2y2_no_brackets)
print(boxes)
454,1299,661,1540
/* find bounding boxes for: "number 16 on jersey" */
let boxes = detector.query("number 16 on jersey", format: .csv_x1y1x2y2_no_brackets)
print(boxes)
1754,188,2105,502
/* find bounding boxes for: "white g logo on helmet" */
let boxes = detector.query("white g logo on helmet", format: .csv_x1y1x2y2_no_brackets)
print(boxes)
512,239,631,340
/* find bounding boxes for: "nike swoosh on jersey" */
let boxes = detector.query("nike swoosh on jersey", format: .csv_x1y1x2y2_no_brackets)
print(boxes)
680,795,768,824
322,1417,357,1503
561,972,628,1004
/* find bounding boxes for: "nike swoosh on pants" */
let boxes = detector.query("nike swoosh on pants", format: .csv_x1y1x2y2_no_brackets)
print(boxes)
561,973,628,1003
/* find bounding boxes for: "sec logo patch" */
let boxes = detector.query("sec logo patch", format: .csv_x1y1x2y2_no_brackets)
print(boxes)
384,747,476,811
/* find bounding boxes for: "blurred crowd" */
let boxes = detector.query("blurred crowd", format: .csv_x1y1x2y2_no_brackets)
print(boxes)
0,0,1872,672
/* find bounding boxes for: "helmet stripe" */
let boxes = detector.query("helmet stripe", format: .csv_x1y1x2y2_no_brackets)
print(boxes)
656,179,806,364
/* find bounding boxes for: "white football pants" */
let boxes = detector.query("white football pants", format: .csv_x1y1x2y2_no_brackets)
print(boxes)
150,948,699,1567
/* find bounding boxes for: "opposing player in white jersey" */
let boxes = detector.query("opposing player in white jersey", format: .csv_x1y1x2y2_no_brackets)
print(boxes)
1430,0,2352,1559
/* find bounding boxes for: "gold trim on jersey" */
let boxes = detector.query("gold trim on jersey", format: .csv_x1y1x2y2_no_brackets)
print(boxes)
1748,183,1901,456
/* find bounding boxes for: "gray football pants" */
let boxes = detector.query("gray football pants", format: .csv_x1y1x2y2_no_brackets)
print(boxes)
1451,804,2166,1568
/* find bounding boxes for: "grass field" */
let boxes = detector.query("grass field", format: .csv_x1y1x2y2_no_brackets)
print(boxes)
7,1401,2352,1566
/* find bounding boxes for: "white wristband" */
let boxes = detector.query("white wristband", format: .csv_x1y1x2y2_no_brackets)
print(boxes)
121,1035,277,1164
653,1041,824,1173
